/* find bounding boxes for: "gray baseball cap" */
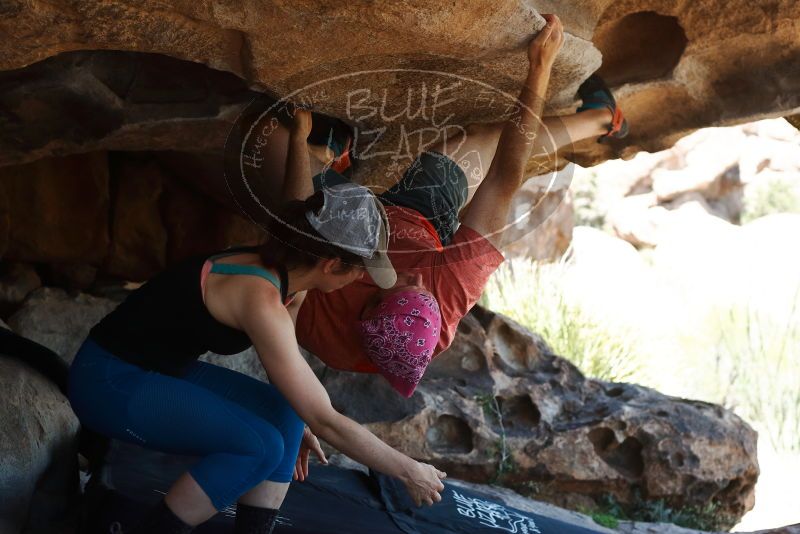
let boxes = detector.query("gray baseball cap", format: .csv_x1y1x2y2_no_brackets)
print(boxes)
306,183,397,289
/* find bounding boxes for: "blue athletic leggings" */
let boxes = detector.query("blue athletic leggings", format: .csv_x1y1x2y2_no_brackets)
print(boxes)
68,337,305,510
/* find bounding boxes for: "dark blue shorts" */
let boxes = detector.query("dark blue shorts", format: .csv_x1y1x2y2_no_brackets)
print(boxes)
68,338,304,510
313,151,468,246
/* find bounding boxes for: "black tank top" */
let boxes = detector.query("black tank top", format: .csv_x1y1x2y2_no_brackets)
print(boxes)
89,246,286,377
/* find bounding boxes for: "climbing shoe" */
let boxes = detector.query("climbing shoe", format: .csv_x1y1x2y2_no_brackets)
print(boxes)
307,112,355,174
576,74,629,143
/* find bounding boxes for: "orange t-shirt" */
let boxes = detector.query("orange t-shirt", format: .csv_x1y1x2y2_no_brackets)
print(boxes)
296,206,505,373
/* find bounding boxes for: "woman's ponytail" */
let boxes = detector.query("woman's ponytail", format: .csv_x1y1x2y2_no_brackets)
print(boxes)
258,191,363,273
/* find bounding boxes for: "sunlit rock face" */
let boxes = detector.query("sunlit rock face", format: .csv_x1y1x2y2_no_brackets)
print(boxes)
1,0,799,176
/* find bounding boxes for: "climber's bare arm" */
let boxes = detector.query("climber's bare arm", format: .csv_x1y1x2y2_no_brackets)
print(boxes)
462,15,564,248
282,110,316,202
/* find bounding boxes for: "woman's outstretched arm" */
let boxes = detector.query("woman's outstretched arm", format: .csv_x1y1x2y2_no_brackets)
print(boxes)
234,280,447,507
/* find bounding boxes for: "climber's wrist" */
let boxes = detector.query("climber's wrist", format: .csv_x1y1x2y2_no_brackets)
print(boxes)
527,59,552,79
522,65,551,96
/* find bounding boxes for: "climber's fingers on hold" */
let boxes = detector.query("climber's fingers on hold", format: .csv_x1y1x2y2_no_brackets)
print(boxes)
533,17,555,46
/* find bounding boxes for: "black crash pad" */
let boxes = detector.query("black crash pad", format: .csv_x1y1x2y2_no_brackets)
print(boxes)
82,440,604,534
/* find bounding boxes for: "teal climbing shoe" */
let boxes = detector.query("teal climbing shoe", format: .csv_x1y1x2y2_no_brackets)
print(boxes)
577,75,629,143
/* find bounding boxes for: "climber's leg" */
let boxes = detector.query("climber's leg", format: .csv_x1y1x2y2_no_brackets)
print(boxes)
430,110,612,205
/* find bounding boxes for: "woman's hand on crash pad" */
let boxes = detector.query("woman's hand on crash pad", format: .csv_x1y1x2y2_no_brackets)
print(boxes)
401,461,447,507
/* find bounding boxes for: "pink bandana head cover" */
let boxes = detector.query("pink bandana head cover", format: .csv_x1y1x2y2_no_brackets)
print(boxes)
359,290,442,398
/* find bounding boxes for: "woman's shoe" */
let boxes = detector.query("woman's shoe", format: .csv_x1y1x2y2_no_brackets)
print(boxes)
576,75,629,143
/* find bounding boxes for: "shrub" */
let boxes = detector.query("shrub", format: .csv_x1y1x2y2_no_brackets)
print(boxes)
705,297,800,453
480,260,641,383
742,177,800,223
589,492,735,531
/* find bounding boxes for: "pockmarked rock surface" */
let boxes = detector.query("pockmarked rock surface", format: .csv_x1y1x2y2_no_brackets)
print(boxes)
0,1,798,177
0,333,80,534
316,306,759,528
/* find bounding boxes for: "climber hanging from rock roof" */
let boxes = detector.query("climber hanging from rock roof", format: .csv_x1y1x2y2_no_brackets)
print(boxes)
284,14,627,396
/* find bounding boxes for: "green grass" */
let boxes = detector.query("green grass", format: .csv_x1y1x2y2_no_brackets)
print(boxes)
572,168,607,229
590,513,619,529
587,493,735,531
695,297,800,453
475,392,515,483
480,260,641,383
742,177,800,223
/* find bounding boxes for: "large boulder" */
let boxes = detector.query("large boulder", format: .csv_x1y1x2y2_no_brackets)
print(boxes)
318,307,759,528
0,50,253,168
0,147,266,279
0,321,80,534
587,118,799,250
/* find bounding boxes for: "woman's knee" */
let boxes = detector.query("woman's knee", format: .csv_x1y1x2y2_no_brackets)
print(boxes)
247,420,287,479
188,420,287,509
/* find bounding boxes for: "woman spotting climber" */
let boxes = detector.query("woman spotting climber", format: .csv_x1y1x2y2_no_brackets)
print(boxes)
67,109,448,534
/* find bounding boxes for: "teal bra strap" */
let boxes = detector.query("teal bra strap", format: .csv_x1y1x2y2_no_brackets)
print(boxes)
208,247,257,262
209,263,282,293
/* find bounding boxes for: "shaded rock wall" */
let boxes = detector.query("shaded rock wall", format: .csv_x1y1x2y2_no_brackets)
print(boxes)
0,50,254,168
0,143,572,280
0,153,109,263
0,150,264,285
